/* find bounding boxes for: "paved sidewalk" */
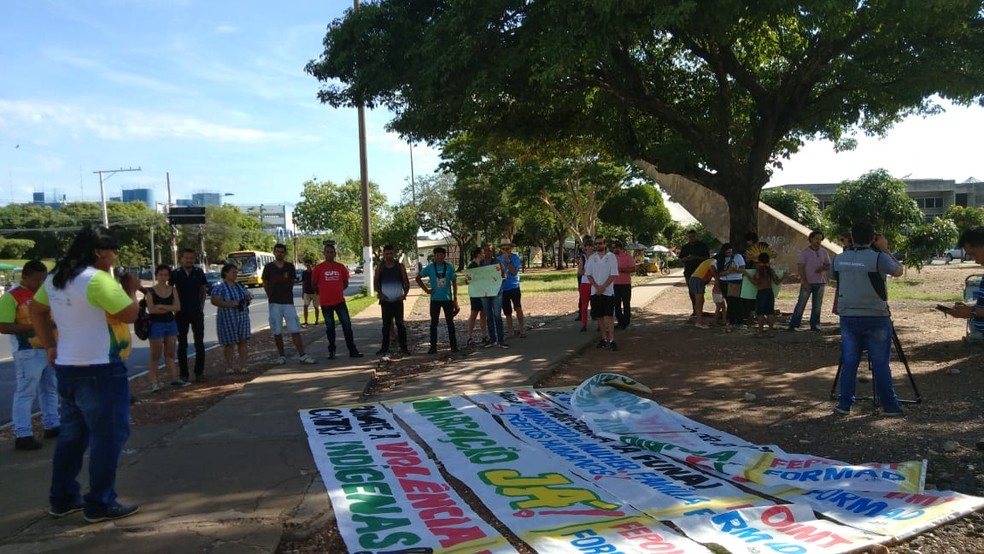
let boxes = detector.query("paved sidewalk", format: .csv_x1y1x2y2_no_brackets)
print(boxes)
0,274,680,553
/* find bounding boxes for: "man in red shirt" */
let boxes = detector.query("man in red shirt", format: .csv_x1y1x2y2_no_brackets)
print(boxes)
311,243,363,359
611,240,637,329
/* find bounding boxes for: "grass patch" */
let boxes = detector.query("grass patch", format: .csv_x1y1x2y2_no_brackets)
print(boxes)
345,293,376,317
888,279,963,302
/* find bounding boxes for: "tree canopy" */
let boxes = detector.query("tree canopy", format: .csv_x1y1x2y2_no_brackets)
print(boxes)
293,178,390,256
308,1,984,244
824,169,923,247
943,204,984,235
760,187,827,231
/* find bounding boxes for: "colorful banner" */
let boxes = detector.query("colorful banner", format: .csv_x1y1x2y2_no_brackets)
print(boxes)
672,503,882,554
762,486,984,541
387,395,710,553
464,264,503,298
299,375,984,552
299,405,515,554
569,374,926,494
469,389,775,519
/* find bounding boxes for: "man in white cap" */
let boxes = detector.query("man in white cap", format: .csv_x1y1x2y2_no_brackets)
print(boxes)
497,239,526,338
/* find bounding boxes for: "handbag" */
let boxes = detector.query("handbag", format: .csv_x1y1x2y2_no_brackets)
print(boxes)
726,281,742,298
134,298,151,340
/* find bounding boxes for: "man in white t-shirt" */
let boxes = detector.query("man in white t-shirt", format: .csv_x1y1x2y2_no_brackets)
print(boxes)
585,235,620,350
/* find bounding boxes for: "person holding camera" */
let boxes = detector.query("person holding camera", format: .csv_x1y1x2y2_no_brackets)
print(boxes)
211,263,253,374
832,221,905,417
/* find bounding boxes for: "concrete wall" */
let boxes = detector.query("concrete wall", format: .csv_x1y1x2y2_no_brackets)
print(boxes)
635,160,841,276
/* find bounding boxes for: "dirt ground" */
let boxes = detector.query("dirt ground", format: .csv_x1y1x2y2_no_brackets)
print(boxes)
9,264,984,553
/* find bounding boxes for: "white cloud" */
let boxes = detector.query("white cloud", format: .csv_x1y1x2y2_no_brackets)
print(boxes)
43,48,189,97
0,99,317,143
214,24,238,34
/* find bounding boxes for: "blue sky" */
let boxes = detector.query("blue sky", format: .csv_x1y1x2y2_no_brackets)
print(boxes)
2,0,983,215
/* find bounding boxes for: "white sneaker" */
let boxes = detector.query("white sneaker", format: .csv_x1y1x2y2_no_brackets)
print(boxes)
298,354,317,364
276,356,287,365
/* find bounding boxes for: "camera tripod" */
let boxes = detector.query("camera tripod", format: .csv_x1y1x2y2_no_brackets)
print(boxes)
828,321,922,405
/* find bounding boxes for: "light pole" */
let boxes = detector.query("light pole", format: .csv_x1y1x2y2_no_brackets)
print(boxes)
354,0,374,295
93,166,141,227
410,142,419,270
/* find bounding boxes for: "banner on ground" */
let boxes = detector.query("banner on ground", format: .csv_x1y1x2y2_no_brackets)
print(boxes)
299,405,515,553
300,374,984,553
388,395,710,553
568,373,926,494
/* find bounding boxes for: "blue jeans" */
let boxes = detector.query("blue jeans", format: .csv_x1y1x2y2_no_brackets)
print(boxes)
837,317,901,411
12,348,60,438
50,363,131,512
321,302,359,355
789,283,826,329
482,294,505,344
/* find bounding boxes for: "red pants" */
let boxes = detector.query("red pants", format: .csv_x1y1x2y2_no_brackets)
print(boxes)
579,282,592,327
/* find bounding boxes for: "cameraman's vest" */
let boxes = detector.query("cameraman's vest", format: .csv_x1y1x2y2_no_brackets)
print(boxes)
833,247,889,317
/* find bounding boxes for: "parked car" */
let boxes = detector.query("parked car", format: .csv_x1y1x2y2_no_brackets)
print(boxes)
354,264,364,274
295,268,304,284
944,247,971,264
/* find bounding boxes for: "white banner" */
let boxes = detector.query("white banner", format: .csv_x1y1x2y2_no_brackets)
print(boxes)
470,389,775,519
299,375,984,552
299,405,515,554
569,373,926,493
388,395,710,553
672,503,882,554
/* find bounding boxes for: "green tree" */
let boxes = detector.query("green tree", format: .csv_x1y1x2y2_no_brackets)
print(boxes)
598,182,673,245
0,238,35,258
824,169,923,247
760,188,827,232
308,2,984,245
943,205,984,235
176,205,273,265
905,218,958,271
293,178,390,257
411,172,475,269
376,202,420,257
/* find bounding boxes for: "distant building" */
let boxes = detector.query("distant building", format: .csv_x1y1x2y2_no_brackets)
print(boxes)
191,192,222,207
31,191,67,209
236,203,296,240
779,177,984,223
121,188,155,207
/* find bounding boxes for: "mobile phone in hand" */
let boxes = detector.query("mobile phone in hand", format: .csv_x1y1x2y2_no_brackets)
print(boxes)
935,304,953,314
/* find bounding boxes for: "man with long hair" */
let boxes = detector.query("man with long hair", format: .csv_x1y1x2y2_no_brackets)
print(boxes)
30,225,143,523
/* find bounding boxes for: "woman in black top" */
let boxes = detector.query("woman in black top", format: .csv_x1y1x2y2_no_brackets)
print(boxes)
145,265,185,391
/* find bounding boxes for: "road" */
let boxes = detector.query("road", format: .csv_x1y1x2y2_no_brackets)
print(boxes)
0,274,365,428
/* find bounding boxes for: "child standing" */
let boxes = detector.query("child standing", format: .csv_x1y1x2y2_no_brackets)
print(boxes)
711,277,727,328
745,253,781,337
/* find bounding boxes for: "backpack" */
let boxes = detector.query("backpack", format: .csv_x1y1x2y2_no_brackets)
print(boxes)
134,298,151,341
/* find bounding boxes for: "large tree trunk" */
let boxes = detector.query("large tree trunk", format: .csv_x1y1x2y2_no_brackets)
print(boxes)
726,185,761,246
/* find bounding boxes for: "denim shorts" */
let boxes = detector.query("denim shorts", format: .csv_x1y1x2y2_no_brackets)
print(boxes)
269,303,301,335
149,320,178,339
